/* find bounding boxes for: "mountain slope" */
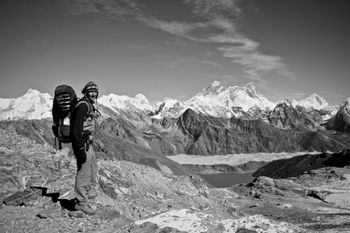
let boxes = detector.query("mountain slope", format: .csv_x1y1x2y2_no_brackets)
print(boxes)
268,100,323,130
174,109,298,154
253,149,350,179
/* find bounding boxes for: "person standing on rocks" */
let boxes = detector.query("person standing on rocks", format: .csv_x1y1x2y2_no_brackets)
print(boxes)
71,81,100,215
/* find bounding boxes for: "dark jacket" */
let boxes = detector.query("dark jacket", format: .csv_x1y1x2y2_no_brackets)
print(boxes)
70,98,94,163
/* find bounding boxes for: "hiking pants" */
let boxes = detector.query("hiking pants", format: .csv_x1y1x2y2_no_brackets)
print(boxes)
75,146,98,204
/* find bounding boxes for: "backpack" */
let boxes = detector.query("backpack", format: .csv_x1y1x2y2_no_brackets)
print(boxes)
52,85,77,150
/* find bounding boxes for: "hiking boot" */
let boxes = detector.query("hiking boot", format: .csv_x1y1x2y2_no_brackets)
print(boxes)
75,202,96,215
87,189,98,199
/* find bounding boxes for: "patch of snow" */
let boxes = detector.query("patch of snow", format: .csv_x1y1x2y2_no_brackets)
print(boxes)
217,215,304,233
135,209,304,233
135,209,208,233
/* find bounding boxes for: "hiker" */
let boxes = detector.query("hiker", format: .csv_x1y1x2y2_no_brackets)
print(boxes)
71,81,100,215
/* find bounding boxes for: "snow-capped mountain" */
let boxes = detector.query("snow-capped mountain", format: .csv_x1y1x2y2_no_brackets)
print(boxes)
0,84,339,123
152,98,185,119
98,93,153,113
292,94,339,121
0,89,156,120
0,89,52,120
292,93,329,110
154,81,276,118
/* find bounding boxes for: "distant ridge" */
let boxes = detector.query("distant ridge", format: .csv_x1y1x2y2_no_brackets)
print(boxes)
0,82,344,121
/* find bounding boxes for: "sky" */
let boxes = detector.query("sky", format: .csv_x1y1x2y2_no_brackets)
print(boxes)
0,0,349,105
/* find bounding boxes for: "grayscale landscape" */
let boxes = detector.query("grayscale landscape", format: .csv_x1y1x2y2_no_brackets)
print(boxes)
0,0,349,232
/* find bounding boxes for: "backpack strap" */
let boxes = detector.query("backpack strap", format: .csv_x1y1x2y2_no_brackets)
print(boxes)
75,99,92,119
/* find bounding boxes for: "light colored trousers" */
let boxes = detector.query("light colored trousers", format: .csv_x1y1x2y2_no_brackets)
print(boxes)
75,146,98,204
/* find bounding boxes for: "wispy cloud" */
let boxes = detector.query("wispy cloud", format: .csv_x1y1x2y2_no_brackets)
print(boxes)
184,0,242,18
140,17,206,37
69,0,291,82
200,60,223,68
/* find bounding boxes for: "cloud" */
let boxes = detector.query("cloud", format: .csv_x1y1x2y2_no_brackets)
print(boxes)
200,60,223,68
217,39,285,81
184,0,242,18
68,0,291,82
182,0,290,81
140,18,205,37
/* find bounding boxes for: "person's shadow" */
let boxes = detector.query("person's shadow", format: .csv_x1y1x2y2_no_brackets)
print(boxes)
31,186,78,211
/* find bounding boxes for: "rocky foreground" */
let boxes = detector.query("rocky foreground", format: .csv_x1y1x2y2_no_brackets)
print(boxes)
1,128,350,232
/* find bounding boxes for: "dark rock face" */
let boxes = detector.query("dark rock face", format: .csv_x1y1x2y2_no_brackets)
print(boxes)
176,109,299,155
268,101,323,130
184,161,267,174
253,149,350,179
173,109,350,154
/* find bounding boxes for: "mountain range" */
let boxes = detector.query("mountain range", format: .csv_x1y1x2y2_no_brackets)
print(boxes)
0,81,341,121
0,81,349,159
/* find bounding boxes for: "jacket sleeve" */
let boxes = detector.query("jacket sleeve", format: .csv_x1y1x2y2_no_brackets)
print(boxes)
71,101,89,150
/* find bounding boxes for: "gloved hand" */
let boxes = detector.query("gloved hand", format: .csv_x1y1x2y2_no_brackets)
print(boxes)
74,147,87,165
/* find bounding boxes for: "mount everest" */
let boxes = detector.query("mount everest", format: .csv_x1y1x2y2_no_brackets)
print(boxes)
0,81,342,122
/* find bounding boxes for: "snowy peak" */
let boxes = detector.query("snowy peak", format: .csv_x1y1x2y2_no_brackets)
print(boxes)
292,93,329,110
153,98,185,118
210,80,221,87
199,81,226,96
98,93,153,112
276,99,293,108
0,89,52,120
189,82,275,113
151,82,276,118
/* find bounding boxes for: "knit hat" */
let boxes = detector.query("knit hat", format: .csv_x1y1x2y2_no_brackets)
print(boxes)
82,81,98,94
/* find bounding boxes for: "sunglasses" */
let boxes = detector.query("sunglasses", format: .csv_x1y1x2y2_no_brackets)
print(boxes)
87,91,98,98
